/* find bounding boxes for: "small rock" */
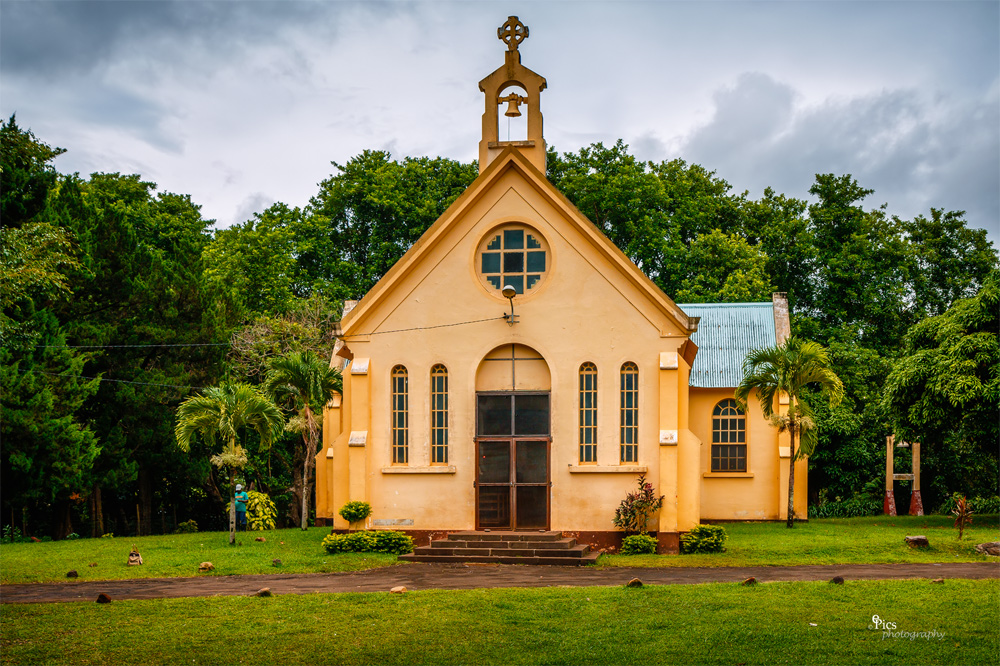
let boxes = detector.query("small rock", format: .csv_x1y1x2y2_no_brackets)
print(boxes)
390,586,407,594
30,536,40,543
88,563,97,567
829,576,844,585
742,577,757,586
272,559,282,567
253,588,272,597
975,542,1000,556
625,578,643,588
931,578,944,584
198,561,214,572
66,570,78,578
96,593,112,604
255,537,266,542
127,548,143,565
904,535,930,548
809,623,818,627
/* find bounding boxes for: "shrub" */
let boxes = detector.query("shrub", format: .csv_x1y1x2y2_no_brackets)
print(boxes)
65,532,80,540
612,475,665,534
680,525,727,554
808,495,881,518
321,530,413,555
952,494,974,540
3,526,28,543
938,493,1000,516
620,534,658,555
247,491,277,531
339,501,372,529
174,520,198,534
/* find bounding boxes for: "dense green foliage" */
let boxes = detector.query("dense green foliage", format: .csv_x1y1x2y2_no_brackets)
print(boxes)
679,525,729,553
619,534,659,555
611,475,664,534
2,117,996,539
321,529,414,555
246,491,277,531
338,501,373,527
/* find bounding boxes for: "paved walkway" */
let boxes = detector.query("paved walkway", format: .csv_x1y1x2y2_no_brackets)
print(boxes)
1,562,996,604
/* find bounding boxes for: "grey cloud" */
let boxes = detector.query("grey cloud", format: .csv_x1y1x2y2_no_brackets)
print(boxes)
678,73,1000,241
232,192,276,228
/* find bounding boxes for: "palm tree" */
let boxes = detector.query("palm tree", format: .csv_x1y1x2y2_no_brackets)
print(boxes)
735,337,844,528
264,351,342,530
175,382,284,544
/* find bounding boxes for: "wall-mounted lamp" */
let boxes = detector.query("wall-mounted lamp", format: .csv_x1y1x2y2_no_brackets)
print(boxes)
502,284,519,326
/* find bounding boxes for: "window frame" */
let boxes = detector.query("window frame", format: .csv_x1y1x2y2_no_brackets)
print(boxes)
579,362,598,464
391,365,409,465
711,398,747,473
430,364,449,465
619,362,638,464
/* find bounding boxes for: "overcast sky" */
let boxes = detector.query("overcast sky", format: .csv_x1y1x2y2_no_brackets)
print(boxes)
2,1,998,244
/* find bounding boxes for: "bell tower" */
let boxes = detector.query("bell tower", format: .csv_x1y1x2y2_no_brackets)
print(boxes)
478,16,547,174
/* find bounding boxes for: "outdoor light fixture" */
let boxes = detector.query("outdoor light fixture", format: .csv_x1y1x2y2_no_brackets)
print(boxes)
502,284,519,326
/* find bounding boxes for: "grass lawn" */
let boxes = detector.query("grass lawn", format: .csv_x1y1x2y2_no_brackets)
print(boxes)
600,514,1000,568
0,527,398,585
2,579,996,665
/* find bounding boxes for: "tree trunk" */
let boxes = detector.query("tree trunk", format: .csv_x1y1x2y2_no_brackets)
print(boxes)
93,485,104,537
138,467,153,536
300,407,318,531
786,409,797,529
53,500,74,540
228,468,236,545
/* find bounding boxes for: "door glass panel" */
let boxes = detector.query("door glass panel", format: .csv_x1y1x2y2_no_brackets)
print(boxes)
515,486,547,529
479,486,511,529
515,441,547,484
514,394,549,435
477,395,512,435
478,441,510,483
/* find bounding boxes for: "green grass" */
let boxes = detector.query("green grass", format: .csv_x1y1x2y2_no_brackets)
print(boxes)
2,579,996,665
0,527,399,584
600,514,1000,567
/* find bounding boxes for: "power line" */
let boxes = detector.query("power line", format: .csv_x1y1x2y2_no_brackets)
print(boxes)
340,315,506,339
24,342,232,350
26,370,211,391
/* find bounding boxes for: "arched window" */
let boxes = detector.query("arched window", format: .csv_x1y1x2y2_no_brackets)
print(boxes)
712,399,746,472
620,362,638,463
391,366,408,464
579,363,598,463
430,364,448,464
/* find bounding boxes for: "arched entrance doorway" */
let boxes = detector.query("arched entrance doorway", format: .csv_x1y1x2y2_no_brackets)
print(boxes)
474,344,551,530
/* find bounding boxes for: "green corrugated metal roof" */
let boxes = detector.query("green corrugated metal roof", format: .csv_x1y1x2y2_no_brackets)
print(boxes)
677,302,777,388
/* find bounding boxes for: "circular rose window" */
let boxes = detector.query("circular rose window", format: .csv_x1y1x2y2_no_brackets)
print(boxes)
477,224,548,296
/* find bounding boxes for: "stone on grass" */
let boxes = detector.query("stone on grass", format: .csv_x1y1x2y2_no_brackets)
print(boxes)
253,588,272,597
66,570,78,578
904,535,929,548
829,576,844,585
272,559,282,567
625,578,643,588
127,547,143,565
975,542,1000,556
198,561,214,572
96,593,112,604
390,586,407,594
255,537,266,542
88,563,97,567
742,577,757,586
931,578,944,584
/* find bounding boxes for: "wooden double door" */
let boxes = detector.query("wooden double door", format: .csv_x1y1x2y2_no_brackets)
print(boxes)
475,392,550,530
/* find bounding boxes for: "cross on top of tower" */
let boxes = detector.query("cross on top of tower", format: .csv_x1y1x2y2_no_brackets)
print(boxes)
497,16,528,52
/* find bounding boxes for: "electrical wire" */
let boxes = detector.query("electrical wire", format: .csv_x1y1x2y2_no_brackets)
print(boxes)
22,370,211,391
339,315,506,339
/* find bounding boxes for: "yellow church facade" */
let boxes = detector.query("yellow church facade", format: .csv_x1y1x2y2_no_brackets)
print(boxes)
314,18,805,552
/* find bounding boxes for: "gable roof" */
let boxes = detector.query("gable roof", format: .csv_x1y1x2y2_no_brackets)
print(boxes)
677,302,777,388
341,147,697,337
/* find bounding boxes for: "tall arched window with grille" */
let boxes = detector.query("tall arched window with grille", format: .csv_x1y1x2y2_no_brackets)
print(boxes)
579,363,598,463
619,362,638,463
430,364,448,464
712,399,746,472
391,365,408,464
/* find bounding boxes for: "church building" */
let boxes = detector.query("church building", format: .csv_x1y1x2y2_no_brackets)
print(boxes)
314,17,805,553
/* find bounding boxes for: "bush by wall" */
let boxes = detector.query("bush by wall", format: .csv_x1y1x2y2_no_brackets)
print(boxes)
808,495,882,518
620,534,658,555
321,530,413,555
680,525,727,554
338,501,372,528
247,491,277,531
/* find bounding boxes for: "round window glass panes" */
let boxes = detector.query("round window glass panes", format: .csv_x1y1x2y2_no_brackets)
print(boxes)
477,225,548,296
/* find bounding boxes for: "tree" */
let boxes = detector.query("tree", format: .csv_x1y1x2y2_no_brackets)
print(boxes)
0,114,65,227
736,337,844,527
674,229,774,303
175,383,284,544
882,270,999,501
264,351,342,529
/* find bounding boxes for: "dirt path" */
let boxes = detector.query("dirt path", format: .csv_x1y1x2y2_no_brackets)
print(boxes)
1,562,996,604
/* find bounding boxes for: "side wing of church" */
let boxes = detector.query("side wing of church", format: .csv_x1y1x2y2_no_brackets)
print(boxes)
314,18,805,553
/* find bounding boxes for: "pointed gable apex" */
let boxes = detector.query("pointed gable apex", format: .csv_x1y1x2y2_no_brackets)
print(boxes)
341,147,698,338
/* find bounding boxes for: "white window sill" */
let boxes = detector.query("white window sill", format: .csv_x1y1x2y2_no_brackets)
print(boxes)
568,465,648,473
380,466,457,474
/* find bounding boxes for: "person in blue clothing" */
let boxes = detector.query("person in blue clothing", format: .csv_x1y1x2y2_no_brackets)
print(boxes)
234,484,249,531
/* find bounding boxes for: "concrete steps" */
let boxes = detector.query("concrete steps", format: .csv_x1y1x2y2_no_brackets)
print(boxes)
399,531,599,566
